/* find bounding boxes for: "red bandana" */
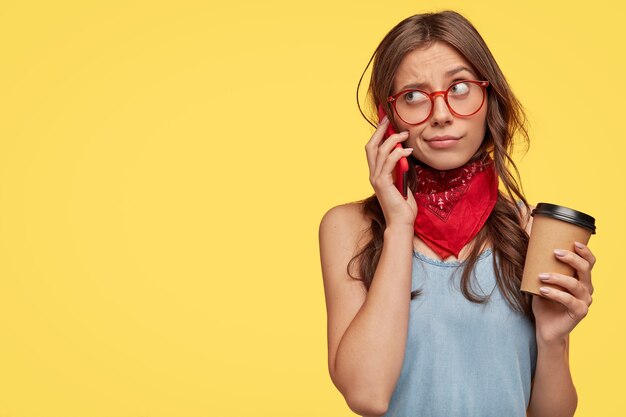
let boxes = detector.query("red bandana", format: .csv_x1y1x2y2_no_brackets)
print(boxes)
413,154,498,259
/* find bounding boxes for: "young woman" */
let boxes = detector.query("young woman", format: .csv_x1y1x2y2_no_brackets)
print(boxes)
318,10,596,417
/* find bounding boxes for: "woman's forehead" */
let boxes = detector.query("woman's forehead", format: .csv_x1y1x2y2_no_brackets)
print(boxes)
393,44,476,89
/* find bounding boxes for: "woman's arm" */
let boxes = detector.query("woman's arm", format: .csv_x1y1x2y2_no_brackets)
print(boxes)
521,203,595,417
319,203,414,416
526,335,577,417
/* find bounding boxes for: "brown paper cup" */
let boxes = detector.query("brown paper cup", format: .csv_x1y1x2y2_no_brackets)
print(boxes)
521,203,596,296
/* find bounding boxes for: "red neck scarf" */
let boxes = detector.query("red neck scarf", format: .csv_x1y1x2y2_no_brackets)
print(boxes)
413,154,498,260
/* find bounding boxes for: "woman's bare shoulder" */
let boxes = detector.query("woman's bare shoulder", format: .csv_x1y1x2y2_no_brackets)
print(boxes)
319,201,371,243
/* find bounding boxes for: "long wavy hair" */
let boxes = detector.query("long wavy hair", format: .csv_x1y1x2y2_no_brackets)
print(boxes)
350,10,534,320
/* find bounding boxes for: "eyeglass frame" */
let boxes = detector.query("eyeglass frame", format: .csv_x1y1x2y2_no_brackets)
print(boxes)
387,80,490,125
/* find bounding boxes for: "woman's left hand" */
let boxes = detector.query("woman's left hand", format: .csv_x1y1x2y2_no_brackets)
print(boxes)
531,241,596,345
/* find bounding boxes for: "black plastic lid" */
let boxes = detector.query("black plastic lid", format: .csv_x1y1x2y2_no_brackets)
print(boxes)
531,202,596,234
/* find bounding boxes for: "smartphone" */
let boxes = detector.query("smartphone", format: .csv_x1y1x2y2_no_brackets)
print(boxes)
377,104,409,199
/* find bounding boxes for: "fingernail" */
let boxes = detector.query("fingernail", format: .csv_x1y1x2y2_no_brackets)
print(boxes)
538,273,550,280
554,249,566,256
400,131,409,136
539,287,550,294
404,148,414,152
575,242,585,249
379,115,388,125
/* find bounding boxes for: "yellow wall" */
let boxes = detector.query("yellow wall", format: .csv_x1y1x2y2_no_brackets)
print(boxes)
0,1,623,416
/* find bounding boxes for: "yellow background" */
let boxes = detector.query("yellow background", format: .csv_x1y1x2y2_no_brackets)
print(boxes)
0,1,624,416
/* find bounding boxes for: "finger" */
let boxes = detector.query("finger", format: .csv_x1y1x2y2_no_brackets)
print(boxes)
573,242,596,295
574,241,597,269
538,272,588,299
365,117,391,171
374,132,410,178
538,286,589,322
380,128,410,151
372,148,412,189
554,248,592,284
374,147,413,190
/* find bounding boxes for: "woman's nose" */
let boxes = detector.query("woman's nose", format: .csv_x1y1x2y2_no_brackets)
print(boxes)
430,95,453,126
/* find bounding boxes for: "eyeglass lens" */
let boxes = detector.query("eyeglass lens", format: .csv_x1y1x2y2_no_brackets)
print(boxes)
395,81,485,124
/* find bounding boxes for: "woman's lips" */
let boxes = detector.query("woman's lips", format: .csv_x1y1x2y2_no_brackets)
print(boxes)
425,135,461,149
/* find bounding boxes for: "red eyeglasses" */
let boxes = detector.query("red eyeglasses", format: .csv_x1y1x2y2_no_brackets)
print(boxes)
388,80,490,125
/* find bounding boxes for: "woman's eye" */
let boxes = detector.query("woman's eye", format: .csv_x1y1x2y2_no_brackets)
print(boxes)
404,91,428,104
449,82,470,95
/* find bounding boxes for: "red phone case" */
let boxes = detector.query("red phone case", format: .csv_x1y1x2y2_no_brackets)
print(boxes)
377,104,409,199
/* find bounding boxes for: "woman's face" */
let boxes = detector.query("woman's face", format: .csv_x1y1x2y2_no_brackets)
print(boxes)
391,41,488,170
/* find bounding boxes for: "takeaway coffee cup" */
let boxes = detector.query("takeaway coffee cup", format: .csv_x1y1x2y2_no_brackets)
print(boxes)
521,203,596,296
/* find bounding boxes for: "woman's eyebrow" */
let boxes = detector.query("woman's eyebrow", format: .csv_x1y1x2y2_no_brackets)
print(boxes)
398,66,476,90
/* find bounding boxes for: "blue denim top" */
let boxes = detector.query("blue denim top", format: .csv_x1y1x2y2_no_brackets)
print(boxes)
382,248,537,417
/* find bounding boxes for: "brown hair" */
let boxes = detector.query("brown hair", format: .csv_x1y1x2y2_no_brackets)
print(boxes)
350,10,534,320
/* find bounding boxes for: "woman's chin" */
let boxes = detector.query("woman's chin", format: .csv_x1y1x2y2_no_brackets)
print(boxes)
416,155,467,171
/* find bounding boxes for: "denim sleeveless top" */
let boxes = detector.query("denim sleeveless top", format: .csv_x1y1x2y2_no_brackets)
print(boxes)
383,248,537,417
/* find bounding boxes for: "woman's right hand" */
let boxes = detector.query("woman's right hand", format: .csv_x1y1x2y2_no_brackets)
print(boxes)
365,116,418,230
